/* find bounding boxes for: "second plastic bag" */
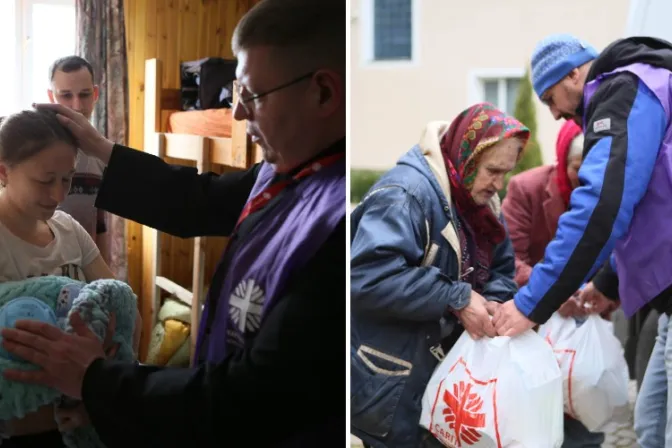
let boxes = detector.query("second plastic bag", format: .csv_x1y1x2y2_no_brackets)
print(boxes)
537,313,630,431
420,329,564,448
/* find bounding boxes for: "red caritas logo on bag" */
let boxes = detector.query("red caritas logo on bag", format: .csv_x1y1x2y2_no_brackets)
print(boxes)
429,358,502,448
443,382,486,445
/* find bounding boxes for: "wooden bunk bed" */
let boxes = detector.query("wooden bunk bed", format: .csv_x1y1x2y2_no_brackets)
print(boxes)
140,57,262,364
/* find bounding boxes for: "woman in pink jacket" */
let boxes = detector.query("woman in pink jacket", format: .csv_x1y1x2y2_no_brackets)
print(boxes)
502,119,606,447
503,120,582,288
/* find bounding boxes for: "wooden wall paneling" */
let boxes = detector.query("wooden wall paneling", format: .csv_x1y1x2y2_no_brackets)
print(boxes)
123,0,148,306
168,0,197,291
197,0,209,57
190,138,211,365
216,1,229,57
137,0,158,349
165,0,179,89
125,0,262,150
205,1,215,56
156,0,168,88
140,57,163,361
124,0,261,349
180,0,199,61
145,0,157,57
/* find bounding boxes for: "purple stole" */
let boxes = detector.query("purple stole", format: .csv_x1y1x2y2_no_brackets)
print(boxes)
194,158,345,362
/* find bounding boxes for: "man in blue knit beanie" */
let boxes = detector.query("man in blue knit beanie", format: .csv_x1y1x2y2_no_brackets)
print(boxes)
530,33,606,448
530,34,598,121
491,34,672,447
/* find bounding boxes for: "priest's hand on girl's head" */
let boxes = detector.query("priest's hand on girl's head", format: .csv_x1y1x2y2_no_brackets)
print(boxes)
31,103,115,164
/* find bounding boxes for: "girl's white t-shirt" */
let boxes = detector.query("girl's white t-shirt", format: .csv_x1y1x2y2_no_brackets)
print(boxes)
0,210,99,282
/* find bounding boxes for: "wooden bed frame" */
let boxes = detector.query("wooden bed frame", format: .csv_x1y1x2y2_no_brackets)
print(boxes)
140,57,262,363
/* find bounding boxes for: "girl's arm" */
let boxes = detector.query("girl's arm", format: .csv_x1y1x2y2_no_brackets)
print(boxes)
82,254,142,357
74,213,141,356
82,255,115,281
58,219,142,431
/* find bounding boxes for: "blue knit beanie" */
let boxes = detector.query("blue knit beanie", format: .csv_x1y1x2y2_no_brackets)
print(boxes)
531,34,599,98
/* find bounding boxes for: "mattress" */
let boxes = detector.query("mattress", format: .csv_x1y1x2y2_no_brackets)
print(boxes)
167,108,233,138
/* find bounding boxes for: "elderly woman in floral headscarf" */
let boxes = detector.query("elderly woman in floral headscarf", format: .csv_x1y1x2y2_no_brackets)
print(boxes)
350,103,529,448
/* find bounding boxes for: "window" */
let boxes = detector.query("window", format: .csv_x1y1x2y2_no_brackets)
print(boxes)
0,0,76,117
468,70,525,115
0,1,18,117
374,0,412,61
481,78,521,115
361,0,418,65
26,0,77,105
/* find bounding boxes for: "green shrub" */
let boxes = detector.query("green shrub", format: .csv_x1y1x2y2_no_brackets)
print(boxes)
351,169,385,203
499,68,544,200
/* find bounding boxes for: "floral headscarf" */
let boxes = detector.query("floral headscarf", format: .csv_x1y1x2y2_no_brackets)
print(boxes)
439,103,529,287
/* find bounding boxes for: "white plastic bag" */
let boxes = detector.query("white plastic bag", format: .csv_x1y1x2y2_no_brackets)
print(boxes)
537,313,630,431
420,330,564,448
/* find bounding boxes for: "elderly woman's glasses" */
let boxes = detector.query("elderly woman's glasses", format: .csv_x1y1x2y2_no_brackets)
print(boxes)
229,71,316,113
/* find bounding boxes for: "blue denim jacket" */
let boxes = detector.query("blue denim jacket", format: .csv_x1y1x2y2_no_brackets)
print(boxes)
350,145,517,447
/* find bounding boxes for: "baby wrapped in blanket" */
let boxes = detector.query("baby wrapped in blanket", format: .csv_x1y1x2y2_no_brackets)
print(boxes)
0,275,138,448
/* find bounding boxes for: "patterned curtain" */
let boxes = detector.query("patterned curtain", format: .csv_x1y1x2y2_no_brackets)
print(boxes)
75,0,129,281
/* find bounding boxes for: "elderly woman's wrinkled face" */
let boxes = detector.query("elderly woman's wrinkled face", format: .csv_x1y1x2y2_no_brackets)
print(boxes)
470,138,522,205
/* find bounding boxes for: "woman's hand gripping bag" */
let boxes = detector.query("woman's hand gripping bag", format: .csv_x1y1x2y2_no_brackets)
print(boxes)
537,313,630,431
0,275,138,448
420,330,564,448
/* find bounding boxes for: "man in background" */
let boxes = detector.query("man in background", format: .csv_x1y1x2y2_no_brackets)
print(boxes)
48,56,109,263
